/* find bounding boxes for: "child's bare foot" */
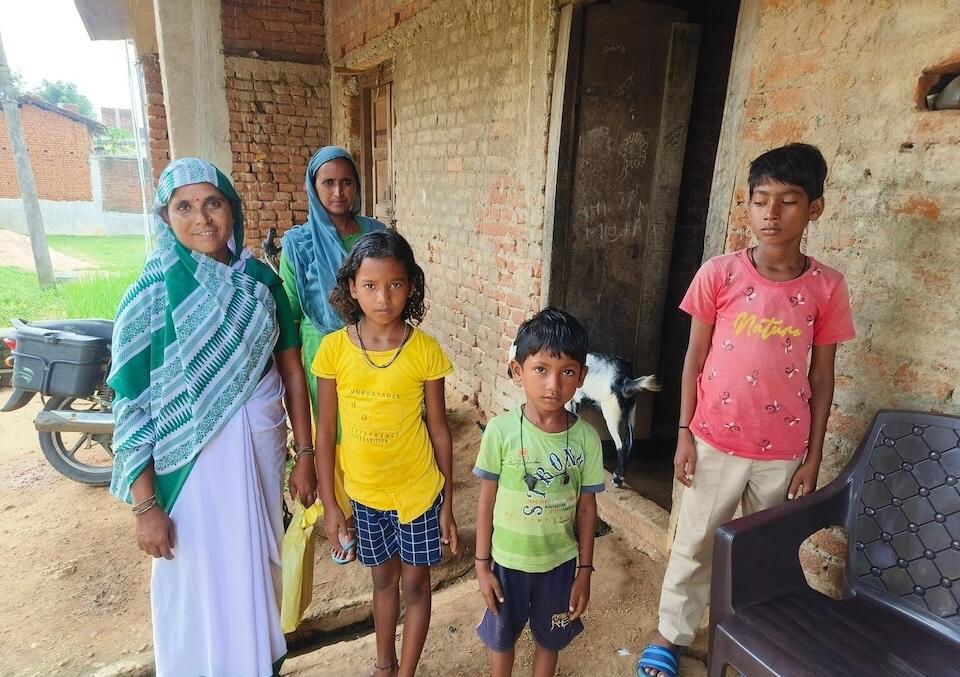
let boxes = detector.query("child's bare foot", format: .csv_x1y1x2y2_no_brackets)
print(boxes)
638,632,682,677
369,661,398,677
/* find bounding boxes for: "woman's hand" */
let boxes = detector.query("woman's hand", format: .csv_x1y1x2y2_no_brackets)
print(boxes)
288,456,318,506
440,502,459,555
135,507,175,559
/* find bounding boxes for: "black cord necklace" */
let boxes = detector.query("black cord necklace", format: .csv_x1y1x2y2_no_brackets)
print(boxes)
355,321,411,369
519,404,571,492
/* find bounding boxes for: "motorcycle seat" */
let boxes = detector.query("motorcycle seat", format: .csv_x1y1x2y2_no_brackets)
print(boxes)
26,319,114,342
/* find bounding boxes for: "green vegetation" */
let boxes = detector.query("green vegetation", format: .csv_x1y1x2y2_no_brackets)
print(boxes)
32,79,95,118
47,235,145,270
0,236,145,323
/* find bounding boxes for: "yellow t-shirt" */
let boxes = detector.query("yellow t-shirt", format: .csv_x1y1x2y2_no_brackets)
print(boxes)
311,326,453,522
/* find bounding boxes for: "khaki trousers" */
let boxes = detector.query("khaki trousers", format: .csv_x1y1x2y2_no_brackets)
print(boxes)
658,437,802,645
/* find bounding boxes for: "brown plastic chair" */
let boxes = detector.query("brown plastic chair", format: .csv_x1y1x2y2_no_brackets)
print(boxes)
709,410,960,677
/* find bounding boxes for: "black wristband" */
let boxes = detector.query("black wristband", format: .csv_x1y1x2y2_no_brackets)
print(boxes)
577,564,595,571
678,425,690,429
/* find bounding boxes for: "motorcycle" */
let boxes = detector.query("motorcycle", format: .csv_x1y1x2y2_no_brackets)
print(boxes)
2,318,115,486
0,234,285,487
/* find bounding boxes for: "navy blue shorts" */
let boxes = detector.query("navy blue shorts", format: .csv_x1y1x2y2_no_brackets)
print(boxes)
476,558,583,652
350,493,443,567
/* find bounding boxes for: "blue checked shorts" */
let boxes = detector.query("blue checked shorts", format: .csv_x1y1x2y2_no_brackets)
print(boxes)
350,493,444,567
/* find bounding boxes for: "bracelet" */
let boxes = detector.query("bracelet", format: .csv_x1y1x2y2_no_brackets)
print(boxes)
577,564,595,571
294,447,315,462
475,556,492,561
132,497,158,516
678,425,690,430
131,494,156,511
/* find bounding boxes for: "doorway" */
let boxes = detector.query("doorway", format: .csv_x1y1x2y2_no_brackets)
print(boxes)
547,0,740,509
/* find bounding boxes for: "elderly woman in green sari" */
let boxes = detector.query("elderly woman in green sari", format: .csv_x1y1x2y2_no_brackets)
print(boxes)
279,146,386,563
109,158,315,677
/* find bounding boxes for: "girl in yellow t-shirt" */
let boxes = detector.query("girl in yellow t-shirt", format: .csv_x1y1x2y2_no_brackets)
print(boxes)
312,230,459,677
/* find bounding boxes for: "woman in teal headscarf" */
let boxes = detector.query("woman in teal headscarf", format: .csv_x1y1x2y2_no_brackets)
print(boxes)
109,158,316,677
279,146,386,560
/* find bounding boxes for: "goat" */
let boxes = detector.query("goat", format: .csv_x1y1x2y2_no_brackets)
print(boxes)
507,347,661,487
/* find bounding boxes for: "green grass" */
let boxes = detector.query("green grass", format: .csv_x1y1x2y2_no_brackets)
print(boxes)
46,235,146,270
0,235,146,323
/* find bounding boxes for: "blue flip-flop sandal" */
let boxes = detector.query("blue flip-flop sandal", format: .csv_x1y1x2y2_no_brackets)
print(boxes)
331,529,357,565
637,644,681,677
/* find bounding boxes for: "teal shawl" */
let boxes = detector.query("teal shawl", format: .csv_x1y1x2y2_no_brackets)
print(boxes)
108,158,279,511
282,146,385,333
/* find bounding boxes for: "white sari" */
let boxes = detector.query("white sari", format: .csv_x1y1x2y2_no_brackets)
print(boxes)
151,366,288,677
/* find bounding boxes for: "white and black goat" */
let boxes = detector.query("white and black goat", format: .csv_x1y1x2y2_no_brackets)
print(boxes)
508,347,661,487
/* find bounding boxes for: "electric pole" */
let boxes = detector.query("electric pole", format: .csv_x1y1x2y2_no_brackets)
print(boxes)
0,31,54,288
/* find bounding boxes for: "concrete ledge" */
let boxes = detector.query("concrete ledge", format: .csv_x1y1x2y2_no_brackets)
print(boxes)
597,470,671,561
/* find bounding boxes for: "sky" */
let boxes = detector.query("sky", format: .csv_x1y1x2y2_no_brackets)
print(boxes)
1,0,132,113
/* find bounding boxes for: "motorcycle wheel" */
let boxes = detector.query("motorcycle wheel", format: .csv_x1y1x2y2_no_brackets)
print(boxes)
38,395,114,486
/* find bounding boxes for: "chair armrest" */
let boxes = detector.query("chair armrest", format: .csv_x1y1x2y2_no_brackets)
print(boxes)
711,477,852,622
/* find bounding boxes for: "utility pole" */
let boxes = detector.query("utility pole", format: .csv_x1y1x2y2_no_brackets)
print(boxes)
0,31,54,288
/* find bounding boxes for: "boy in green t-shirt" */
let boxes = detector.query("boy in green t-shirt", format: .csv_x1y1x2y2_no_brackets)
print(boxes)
473,307,605,676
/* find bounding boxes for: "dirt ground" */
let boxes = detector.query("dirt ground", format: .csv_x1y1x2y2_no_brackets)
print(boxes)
0,388,705,677
0,231,93,272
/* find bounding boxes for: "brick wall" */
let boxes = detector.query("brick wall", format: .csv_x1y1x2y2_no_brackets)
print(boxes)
100,107,134,134
0,104,93,201
225,57,331,250
222,0,326,64
141,54,170,183
330,0,554,414
99,156,147,213
329,0,432,59
717,0,960,590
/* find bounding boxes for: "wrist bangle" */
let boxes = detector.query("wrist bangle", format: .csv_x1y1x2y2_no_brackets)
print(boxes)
132,497,158,515
131,494,156,511
294,447,315,462
577,564,595,571
678,425,690,430
475,556,492,561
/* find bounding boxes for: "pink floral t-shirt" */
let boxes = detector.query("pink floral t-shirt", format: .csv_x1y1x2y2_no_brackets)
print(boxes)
680,249,855,461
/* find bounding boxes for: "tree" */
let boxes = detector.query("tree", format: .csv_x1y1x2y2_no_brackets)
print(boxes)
95,127,136,156
32,79,94,117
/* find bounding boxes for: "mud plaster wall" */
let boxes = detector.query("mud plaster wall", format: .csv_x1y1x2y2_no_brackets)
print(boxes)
705,0,960,594
330,0,558,415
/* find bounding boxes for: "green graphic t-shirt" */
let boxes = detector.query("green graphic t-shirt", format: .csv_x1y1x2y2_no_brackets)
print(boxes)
473,407,605,573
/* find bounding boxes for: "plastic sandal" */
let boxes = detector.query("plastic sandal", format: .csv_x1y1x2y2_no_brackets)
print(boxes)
331,529,357,565
637,644,681,677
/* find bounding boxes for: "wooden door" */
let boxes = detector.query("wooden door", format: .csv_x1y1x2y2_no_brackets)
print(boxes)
368,83,394,226
549,1,700,437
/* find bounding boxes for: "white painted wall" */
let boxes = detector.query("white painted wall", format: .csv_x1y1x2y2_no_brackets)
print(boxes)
0,199,143,236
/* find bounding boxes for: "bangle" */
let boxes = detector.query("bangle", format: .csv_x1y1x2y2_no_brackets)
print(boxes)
678,425,690,430
475,556,492,561
294,447,315,462
131,494,156,511
132,497,158,515
577,564,595,571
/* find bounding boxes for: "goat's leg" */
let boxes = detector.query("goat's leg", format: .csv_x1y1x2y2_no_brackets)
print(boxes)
599,395,625,486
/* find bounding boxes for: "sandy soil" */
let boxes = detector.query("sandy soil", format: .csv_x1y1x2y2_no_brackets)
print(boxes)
0,387,705,676
0,231,93,272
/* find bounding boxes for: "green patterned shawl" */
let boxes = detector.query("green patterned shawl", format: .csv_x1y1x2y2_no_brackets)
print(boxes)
108,158,278,511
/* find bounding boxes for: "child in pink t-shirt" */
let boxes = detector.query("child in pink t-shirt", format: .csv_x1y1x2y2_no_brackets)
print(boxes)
638,143,855,677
